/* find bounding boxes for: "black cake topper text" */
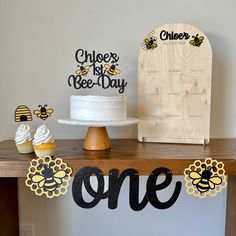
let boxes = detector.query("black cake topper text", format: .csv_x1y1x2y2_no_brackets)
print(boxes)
68,49,127,94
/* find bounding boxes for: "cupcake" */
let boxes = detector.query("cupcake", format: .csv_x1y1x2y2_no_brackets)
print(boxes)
33,124,56,158
15,124,34,154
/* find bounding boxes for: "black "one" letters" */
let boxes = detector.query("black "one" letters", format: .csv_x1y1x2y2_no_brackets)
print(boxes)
72,167,182,211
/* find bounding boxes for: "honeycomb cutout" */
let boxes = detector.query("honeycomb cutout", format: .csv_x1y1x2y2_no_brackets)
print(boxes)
25,156,72,199
184,158,227,198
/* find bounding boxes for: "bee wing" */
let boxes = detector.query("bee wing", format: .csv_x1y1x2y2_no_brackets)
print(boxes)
47,109,54,114
199,36,204,42
75,70,82,75
210,176,222,185
192,179,201,185
32,175,45,183
151,43,157,49
104,64,110,70
54,170,66,178
32,175,46,188
189,40,195,45
85,65,90,71
33,110,40,115
189,171,201,180
114,69,121,75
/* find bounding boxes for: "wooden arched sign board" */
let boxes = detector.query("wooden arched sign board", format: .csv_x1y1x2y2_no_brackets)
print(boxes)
138,23,212,144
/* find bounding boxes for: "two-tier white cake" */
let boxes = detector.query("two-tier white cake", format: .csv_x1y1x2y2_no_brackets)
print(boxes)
70,95,127,121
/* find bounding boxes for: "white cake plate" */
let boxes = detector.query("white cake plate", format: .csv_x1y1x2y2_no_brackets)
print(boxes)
57,117,139,127
57,117,139,151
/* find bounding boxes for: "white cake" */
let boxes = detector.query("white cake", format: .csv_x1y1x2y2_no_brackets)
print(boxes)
70,95,127,121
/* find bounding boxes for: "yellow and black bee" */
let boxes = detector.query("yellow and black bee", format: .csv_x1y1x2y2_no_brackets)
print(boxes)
75,65,90,76
32,163,67,192
144,36,157,50
189,164,222,194
33,104,54,121
104,64,121,76
189,34,204,47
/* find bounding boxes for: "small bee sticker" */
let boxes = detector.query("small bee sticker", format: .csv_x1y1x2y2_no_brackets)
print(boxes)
184,158,227,198
189,34,204,47
104,64,121,76
75,65,90,76
33,104,54,121
142,31,157,50
25,156,72,198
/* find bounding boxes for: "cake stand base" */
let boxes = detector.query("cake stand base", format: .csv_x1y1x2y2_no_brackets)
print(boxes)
83,127,111,151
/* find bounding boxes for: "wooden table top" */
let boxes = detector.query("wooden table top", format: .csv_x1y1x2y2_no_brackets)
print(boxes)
0,139,236,177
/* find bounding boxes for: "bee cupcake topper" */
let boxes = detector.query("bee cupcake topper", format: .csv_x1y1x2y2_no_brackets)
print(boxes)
14,105,33,122
33,104,54,121
184,158,227,198
25,156,72,198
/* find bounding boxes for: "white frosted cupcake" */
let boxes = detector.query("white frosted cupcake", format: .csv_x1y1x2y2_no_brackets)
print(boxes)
33,124,56,158
15,124,34,154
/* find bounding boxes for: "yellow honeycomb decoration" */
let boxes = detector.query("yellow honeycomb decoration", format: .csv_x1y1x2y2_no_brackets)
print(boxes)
184,158,227,198
25,156,72,199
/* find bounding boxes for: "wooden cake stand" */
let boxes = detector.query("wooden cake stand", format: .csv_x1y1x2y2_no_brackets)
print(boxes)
57,118,139,150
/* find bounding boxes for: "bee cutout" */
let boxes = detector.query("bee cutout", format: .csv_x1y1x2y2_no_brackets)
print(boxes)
32,163,67,192
33,104,54,121
184,158,227,198
25,156,72,198
189,164,222,194
75,65,90,76
15,105,32,122
104,64,121,76
142,31,157,50
189,34,204,47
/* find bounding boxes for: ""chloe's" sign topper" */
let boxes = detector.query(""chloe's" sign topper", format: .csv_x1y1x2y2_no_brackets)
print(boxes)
68,49,127,94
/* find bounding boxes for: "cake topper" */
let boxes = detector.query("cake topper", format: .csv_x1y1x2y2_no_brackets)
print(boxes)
68,49,127,94
184,158,227,198
14,105,33,122
33,104,54,121
25,156,72,198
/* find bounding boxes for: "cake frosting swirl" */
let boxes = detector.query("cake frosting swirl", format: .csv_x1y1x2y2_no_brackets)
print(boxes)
14,124,33,145
33,124,54,146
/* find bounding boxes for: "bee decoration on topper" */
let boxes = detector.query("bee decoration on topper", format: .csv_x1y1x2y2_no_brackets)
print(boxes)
189,34,204,47
104,64,121,76
142,31,158,50
33,104,54,121
75,64,90,76
184,158,227,198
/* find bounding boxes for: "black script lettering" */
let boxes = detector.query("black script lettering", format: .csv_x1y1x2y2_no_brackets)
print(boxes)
72,167,182,211
68,74,96,89
98,75,127,94
108,169,149,211
72,167,105,208
147,167,182,209
160,30,190,41
110,53,119,63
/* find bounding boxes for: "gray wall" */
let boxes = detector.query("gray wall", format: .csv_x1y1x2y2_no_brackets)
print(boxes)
1,0,235,235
